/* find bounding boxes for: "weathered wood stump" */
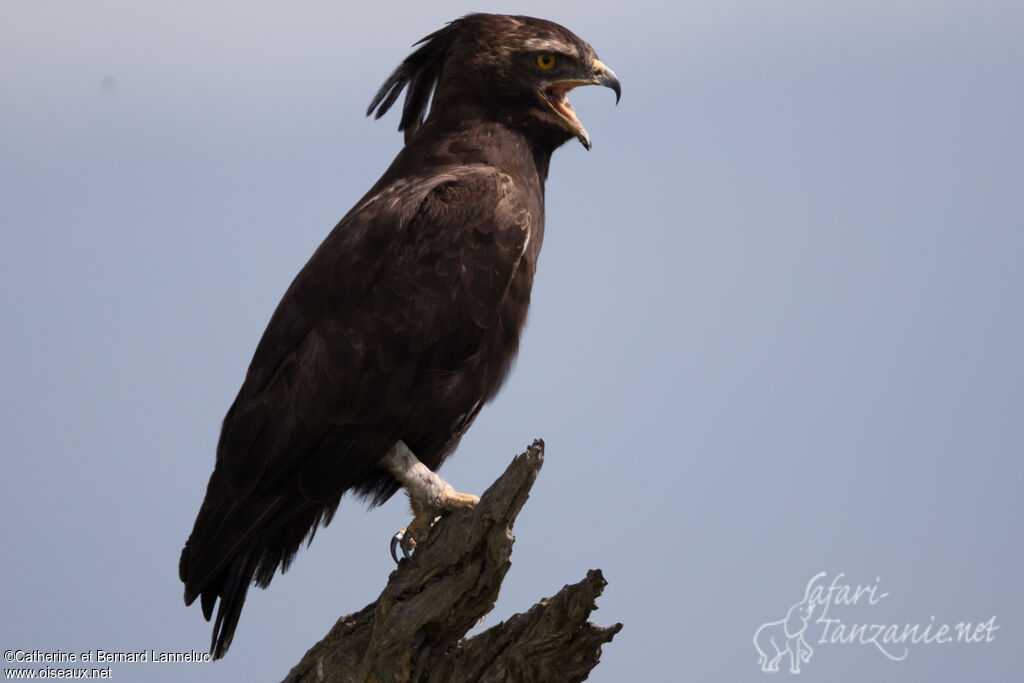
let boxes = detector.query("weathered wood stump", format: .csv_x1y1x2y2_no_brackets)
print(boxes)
282,440,621,683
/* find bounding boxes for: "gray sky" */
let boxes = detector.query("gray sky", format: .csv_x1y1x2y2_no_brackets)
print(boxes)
2,1,1021,681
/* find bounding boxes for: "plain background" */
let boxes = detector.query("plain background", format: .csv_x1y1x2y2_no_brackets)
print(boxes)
2,1,1021,681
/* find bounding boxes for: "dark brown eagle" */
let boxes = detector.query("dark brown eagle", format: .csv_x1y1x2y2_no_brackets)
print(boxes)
179,13,620,659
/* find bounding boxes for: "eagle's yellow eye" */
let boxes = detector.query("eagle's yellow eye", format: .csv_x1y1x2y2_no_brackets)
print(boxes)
536,53,556,70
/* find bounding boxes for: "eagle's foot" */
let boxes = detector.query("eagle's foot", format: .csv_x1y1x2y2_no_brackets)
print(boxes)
436,487,481,511
382,440,480,564
390,487,479,563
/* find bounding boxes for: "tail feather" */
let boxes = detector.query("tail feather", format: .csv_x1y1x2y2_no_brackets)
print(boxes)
208,544,260,660
179,431,400,658
179,494,343,659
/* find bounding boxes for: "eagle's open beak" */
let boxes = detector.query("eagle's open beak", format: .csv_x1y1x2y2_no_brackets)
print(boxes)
540,59,621,150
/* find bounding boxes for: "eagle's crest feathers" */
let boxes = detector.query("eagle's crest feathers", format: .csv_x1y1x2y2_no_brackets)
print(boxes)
366,23,458,143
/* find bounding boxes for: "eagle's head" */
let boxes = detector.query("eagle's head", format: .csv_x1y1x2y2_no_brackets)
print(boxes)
368,14,620,151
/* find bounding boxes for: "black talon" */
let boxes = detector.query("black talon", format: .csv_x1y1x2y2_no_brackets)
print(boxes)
390,530,404,564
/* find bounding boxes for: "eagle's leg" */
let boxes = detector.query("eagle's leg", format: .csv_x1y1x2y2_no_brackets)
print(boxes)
382,440,479,563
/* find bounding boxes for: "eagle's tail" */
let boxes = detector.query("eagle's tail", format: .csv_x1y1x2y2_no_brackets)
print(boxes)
179,486,339,659
179,430,373,658
206,543,259,660
177,465,285,660
179,529,261,660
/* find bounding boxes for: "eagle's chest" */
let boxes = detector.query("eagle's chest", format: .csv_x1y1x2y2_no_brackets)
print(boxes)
480,244,539,395
402,243,538,460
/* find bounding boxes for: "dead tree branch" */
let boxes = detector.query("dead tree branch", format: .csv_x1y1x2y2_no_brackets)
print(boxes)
281,439,621,683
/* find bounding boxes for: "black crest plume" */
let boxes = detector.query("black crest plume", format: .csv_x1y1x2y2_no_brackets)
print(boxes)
366,22,459,143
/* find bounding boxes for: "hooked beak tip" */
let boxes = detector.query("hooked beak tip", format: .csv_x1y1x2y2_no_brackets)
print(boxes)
593,60,621,104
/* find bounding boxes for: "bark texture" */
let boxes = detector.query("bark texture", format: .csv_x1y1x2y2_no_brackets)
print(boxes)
281,439,621,683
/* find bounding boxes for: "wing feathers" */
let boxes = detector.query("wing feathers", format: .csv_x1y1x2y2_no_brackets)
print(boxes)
181,167,536,657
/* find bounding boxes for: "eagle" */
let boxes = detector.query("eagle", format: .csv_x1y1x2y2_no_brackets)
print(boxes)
179,13,620,659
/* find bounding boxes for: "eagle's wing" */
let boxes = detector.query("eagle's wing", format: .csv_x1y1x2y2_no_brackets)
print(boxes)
221,166,531,501
180,165,532,639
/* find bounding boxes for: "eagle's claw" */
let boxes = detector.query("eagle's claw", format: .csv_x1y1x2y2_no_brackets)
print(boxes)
390,528,413,564
388,488,479,565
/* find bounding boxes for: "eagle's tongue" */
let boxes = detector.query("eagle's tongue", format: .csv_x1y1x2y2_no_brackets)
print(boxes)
550,84,582,128
548,83,590,148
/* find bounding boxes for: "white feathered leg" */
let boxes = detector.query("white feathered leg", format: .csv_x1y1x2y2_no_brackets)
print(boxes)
381,440,479,562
